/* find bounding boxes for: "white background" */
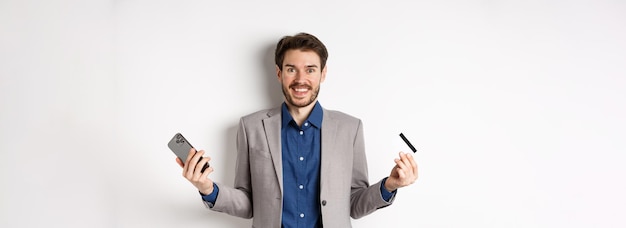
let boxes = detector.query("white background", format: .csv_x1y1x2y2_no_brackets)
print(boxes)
2,0,625,227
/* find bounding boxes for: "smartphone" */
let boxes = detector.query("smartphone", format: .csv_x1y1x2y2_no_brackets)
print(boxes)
168,132,210,172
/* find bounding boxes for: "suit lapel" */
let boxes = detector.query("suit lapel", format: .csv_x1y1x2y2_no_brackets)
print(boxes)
321,109,337,189
263,107,284,194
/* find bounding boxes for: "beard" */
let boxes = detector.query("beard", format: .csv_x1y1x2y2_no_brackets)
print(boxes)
282,82,320,108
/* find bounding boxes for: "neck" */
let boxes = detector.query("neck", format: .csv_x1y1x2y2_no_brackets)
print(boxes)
285,101,316,127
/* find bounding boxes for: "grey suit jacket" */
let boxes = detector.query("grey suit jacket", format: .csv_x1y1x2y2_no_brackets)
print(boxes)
207,106,394,227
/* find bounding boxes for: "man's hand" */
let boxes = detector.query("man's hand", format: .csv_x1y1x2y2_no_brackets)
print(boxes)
384,152,418,192
176,148,215,195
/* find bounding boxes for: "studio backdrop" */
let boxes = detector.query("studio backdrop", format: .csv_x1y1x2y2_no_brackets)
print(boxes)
1,0,625,227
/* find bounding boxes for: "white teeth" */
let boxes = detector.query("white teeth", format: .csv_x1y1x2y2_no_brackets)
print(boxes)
295,88,308,92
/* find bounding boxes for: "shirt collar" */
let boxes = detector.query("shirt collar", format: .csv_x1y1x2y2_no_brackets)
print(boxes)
281,101,323,128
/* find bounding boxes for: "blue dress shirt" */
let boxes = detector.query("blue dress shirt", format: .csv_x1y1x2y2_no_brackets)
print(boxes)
280,101,323,227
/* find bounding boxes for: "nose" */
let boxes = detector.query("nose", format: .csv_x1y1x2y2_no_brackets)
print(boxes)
293,70,305,82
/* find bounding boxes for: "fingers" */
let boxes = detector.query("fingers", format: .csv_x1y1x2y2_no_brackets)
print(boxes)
183,149,210,179
177,148,215,194
393,152,418,185
193,156,211,178
200,165,213,180
396,166,406,179
394,152,411,173
407,152,418,177
190,157,213,189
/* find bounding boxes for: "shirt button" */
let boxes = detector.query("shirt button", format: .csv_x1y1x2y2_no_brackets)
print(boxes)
299,185,304,189
300,213,305,218
304,122,309,127
299,157,304,161
299,131,303,135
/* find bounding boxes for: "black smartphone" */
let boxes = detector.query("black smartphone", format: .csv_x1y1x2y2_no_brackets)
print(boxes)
168,132,210,172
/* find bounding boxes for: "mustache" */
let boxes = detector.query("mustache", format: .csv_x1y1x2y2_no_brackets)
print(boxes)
289,83,312,89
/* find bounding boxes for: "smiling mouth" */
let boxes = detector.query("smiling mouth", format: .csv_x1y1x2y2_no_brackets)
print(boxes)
290,84,311,96
294,87,308,92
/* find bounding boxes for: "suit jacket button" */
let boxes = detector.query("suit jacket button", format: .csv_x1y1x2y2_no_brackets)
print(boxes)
321,200,327,206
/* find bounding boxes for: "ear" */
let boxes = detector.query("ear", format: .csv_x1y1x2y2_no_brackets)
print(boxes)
320,65,327,83
275,65,282,82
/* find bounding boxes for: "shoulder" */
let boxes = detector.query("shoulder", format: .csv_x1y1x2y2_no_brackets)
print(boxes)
240,106,280,121
322,108,365,139
323,108,362,125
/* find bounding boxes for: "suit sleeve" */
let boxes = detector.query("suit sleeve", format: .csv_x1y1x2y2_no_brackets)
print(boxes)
208,117,254,218
349,120,395,219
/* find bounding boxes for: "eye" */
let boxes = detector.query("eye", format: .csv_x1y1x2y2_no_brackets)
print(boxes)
287,68,295,73
306,68,316,73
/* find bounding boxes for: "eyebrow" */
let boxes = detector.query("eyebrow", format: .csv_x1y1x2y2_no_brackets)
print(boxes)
284,64,319,68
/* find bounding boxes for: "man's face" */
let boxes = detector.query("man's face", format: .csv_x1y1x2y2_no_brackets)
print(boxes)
277,49,326,108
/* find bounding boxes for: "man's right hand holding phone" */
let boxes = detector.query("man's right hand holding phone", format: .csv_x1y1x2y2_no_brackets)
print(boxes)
176,148,215,195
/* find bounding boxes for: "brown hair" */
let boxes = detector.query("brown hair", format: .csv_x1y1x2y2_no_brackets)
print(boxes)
275,32,328,70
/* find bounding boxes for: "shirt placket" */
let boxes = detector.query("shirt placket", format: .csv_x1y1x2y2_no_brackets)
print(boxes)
296,122,310,227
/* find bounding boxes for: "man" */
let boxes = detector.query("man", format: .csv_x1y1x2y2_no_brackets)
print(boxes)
177,32,418,227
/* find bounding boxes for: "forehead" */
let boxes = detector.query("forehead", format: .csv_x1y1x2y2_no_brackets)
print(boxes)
283,49,321,67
